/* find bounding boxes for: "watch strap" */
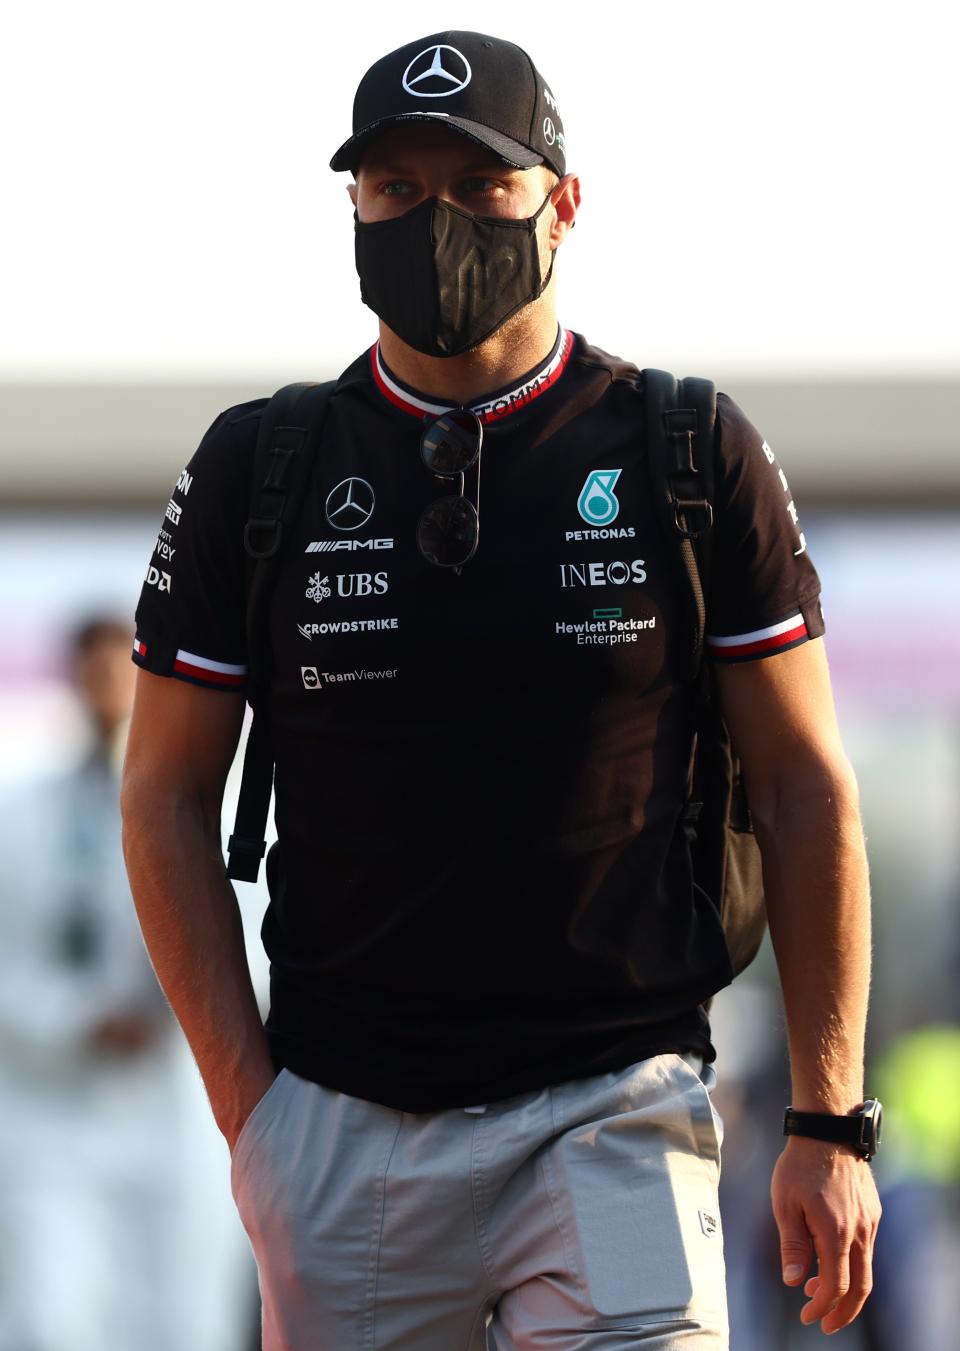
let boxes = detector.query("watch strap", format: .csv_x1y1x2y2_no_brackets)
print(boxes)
784,1109,862,1145
783,1105,878,1158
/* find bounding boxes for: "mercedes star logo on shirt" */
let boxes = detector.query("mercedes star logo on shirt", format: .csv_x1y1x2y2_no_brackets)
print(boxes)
325,477,376,531
402,45,472,98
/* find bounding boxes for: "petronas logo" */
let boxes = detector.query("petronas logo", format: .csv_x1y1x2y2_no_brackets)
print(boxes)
577,469,622,526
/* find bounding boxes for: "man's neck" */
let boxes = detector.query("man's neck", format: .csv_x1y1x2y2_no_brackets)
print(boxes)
377,294,560,407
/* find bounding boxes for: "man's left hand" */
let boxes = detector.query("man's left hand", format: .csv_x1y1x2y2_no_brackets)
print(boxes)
771,1135,882,1334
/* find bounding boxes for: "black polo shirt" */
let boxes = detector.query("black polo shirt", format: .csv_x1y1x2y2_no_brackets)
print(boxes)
132,327,824,1111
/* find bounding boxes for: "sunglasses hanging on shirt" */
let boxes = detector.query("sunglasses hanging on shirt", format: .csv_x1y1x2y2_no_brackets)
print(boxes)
417,410,483,573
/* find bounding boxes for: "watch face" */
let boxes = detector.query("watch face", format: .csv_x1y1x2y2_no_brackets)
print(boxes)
866,1099,883,1154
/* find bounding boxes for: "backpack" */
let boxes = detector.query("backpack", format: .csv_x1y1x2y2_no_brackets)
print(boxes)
225,370,767,980
641,370,766,979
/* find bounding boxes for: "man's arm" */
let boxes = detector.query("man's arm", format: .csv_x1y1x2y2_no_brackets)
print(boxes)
714,637,882,1336
120,668,276,1151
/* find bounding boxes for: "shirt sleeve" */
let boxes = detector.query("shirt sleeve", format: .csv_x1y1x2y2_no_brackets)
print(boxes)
131,398,268,692
705,392,826,664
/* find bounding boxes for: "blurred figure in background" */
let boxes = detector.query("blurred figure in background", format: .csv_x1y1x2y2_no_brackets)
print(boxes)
0,616,186,1351
709,982,794,1351
860,1024,960,1351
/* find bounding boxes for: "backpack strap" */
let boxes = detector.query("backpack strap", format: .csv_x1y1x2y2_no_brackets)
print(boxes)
641,369,717,679
226,381,336,882
642,368,719,853
643,371,765,987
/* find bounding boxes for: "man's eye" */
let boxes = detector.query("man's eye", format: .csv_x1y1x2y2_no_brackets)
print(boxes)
381,181,413,196
464,178,498,193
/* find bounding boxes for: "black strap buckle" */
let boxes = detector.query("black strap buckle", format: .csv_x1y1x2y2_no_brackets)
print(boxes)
673,498,714,540
226,833,267,883
244,518,283,559
227,834,267,859
682,799,703,844
664,411,698,473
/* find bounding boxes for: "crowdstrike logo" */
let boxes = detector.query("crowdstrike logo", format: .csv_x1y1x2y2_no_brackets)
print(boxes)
325,478,376,531
402,45,472,97
297,618,399,639
577,470,622,526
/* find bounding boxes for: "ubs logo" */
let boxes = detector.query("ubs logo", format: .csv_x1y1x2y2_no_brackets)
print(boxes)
305,571,388,603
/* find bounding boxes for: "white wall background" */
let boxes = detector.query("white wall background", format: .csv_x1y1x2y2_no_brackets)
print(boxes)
4,0,958,381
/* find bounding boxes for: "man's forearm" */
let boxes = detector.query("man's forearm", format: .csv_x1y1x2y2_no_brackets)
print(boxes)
121,777,274,1139
756,762,871,1112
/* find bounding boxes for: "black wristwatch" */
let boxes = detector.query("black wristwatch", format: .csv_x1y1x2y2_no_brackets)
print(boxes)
783,1099,883,1161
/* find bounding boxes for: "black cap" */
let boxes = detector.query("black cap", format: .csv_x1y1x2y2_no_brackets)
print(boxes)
329,31,566,178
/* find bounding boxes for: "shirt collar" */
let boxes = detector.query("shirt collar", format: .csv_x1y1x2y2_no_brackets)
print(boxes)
369,327,575,425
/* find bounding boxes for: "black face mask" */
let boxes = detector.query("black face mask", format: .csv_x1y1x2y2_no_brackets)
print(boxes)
354,191,555,359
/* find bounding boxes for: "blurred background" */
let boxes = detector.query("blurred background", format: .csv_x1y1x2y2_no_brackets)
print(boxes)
1,1,957,1348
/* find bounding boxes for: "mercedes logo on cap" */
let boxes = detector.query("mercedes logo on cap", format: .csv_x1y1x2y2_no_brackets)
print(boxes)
325,477,376,531
402,45,472,98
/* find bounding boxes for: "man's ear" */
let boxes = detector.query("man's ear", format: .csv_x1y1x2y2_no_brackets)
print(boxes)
347,180,358,207
548,173,581,247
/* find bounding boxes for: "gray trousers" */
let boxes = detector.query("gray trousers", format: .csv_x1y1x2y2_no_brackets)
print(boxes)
230,1050,729,1349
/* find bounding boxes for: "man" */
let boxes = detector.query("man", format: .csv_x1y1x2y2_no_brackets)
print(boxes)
121,30,881,1350
0,617,264,1351
0,618,180,1350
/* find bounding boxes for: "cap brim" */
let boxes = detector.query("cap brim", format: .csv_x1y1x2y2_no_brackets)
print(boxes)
329,113,544,173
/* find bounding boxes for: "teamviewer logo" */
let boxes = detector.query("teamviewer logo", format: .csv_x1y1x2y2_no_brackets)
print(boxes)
301,666,321,690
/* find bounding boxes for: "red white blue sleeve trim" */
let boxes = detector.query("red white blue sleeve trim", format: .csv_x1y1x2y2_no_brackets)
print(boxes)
706,613,810,662
172,649,246,688
133,635,246,689
371,327,575,425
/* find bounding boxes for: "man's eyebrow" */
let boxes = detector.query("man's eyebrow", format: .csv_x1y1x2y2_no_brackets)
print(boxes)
359,157,521,177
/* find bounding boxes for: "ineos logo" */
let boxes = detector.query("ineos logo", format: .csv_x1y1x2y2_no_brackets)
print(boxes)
325,478,376,531
558,559,648,589
402,45,472,98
